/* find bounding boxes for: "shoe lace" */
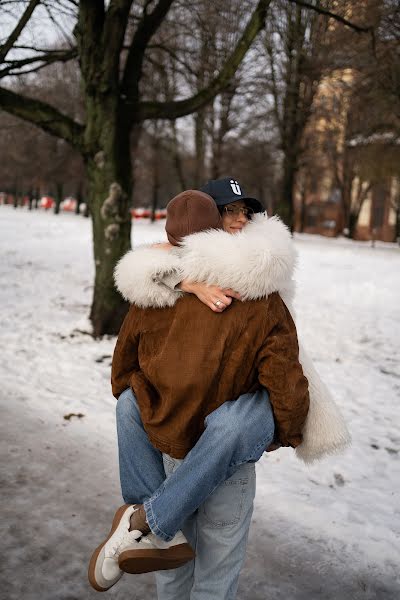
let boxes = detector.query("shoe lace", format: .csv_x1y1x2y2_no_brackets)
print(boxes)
140,535,152,545
109,530,142,558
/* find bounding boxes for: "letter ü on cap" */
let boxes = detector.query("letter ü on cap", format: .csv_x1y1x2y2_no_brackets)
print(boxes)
165,190,223,246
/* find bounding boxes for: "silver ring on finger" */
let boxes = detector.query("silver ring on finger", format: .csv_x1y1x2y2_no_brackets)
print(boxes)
214,300,224,308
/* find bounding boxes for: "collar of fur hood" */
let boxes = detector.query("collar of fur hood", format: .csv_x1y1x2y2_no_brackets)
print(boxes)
114,214,296,308
178,214,296,301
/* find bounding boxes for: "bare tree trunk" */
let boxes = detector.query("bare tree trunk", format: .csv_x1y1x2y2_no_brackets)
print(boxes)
86,103,132,338
194,108,206,187
75,182,83,215
150,124,160,222
348,184,371,239
151,169,160,222
54,182,63,215
210,86,236,179
265,2,322,229
348,211,359,239
13,183,18,209
194,26,211,187
279,150,297,228
28,188,33,211
299,185,307,232
169,121,186,190
341,171,353,235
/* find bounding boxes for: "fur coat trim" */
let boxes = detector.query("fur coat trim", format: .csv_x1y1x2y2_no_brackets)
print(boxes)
114,245,184,308
114,215,296,307
295,343,351,462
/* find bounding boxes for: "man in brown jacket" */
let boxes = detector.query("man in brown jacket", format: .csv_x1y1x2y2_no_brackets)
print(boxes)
89,189,309,598
112,290,308,456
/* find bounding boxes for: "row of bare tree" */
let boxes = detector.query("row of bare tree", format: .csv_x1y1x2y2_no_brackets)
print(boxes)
0,0,398,335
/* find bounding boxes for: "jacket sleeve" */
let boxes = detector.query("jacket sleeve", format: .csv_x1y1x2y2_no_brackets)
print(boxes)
257,293,310,448
155,269,184,292
114,246,183,308
111,306,140,399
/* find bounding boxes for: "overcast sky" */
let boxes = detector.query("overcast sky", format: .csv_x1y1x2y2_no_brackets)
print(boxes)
1,1,75,62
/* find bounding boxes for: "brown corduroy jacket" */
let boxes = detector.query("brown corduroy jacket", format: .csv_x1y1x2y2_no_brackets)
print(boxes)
112,291,309,459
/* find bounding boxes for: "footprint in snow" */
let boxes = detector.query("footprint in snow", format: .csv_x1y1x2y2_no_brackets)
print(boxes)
379,367,400,378
95,355,112,363
334,473,345,487
63,413,85,421
385,447,398,455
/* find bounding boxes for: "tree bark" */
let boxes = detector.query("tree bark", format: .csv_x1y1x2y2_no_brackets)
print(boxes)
85,102,132,338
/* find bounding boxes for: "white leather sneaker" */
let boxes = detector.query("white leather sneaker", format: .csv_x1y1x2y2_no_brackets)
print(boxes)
88,504,141,592
118,529,195,574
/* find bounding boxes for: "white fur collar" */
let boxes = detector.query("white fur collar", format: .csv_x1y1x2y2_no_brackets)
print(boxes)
114,215,296,308
179,215,296,301
114,245,183,308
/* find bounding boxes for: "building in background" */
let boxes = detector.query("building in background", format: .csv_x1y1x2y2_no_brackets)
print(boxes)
294,67,399,242
293,0,399,243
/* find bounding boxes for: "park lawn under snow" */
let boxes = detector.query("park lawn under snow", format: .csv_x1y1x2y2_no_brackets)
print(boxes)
0,204,399,600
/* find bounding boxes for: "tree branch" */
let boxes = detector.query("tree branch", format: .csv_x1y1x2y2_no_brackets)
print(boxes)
0,0,41,63
0,48,78,79
287,0,373,34
121,0,175,103
42,3,75,49
147,43,198,77
136,0,272,121
41,0,78,20
0,86,84,150
263,34,284,141
76,1,105,87
11,44,76,53
101,0,133,85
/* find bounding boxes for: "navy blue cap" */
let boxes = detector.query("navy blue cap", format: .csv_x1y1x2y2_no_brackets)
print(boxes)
200,177,264,214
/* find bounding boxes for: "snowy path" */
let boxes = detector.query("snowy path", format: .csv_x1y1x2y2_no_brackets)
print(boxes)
0,206,399,600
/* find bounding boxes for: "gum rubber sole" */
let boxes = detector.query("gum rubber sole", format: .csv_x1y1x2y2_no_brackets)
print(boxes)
88,504,131,592
118,543,195,574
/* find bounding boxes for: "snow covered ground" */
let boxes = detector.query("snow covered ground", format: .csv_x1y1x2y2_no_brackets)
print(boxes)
0,205,399,600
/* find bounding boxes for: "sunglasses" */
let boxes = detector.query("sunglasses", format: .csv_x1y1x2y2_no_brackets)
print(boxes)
223,205,254,218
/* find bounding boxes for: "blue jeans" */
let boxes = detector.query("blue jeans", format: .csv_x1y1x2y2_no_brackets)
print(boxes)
154,457,256,600
116,387,274,598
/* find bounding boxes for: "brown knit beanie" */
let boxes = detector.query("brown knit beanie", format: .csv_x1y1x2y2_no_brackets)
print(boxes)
165,190,223,246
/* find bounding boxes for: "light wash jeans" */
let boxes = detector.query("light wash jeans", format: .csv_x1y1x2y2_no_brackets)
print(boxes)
154,457,256,600
116,387,275,599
